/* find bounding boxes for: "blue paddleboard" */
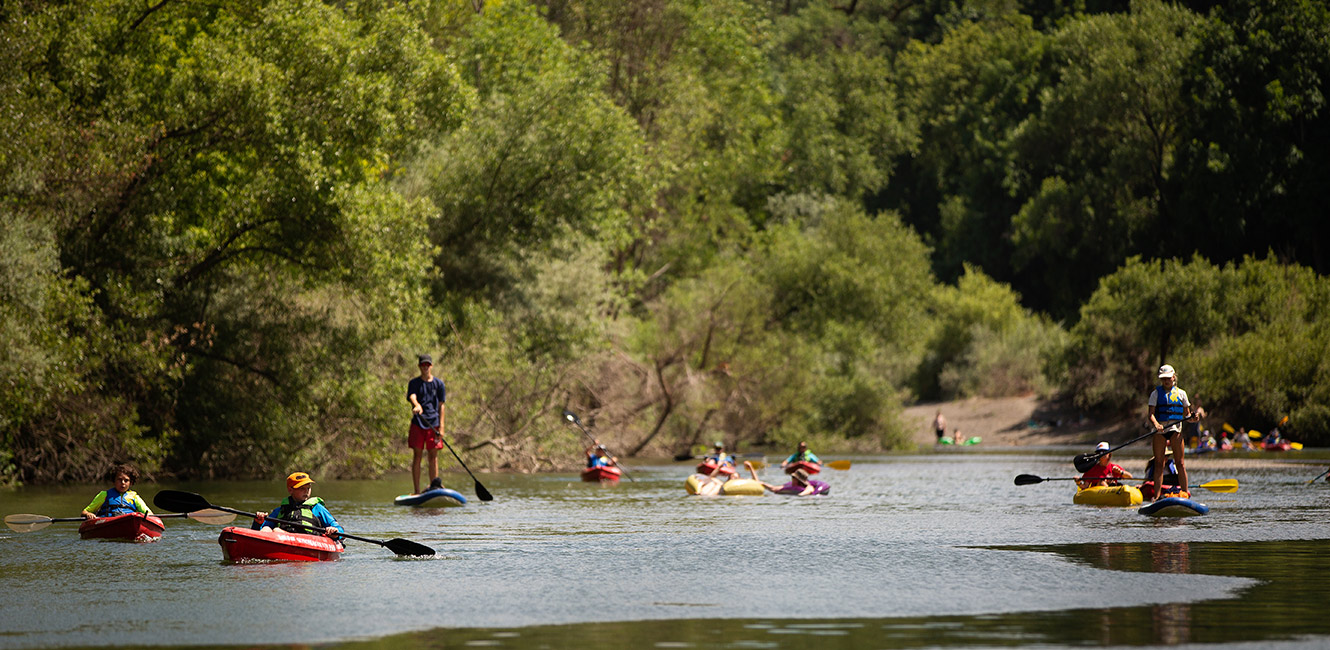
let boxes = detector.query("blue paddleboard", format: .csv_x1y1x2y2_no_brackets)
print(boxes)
1138,497,1208,517
394,487,466,507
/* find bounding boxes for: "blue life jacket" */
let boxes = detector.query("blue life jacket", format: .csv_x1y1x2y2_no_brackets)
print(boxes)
1153,386,1187,424
97,489,138,517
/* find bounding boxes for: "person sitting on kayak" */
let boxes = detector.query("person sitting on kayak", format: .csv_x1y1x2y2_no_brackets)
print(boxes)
780,441,821,470
1075,442,1132,488
1141,450,1184,500
703,442,736,472
1218,432,1234,451
586,441,616,468
1263,428,1283,446
252,472,344,539
81,463,153,520
745,461,824,496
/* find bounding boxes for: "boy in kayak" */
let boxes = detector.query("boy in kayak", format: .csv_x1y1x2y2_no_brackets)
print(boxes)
81,463,153,520
252,472,344,539
1076,442,1132,488
745,461,826,496
1147,364,1198,501
586,441,616,468
703,442,736,474
780,441,821,471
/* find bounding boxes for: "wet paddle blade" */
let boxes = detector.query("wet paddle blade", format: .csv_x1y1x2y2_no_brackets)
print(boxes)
188,509,237,525
4,514,55,533
826,460,852,470
1289,442,1303,450
384,538,436,557
474,480,494,502
1014,474,1045,486
153,489,214,513
1198,479,1239,493
1073,453,1100,473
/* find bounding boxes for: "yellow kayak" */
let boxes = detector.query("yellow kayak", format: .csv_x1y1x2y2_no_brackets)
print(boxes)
1073,484,1143,506
685,475,765,496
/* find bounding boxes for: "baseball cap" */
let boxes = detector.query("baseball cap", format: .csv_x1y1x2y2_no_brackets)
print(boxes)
1158,364,1176,378
418,354,433,365
1095,442,1111,452
286,472,315,489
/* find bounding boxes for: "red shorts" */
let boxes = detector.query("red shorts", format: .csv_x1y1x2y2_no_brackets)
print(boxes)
409,423,444,450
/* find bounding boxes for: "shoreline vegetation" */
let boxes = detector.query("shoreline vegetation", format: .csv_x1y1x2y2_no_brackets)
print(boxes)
3,1,1328,485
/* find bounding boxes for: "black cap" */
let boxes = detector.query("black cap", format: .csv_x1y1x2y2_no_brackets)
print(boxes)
417,354,433,365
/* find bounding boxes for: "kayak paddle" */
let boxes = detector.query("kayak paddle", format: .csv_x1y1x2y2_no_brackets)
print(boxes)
152,490,435,557
1072,421,1185,473
563,410,635,482
1014,474,1239,493
756,459,850,471
3,510,236,533
430,426,494,502
1306,468,1330,485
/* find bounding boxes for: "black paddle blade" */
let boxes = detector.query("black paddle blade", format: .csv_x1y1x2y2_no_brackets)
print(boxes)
474,480,494,502
384,538,435,557
153,489,212,513
562,410,579,424
1072,453,1100,473
1014,474,1044,486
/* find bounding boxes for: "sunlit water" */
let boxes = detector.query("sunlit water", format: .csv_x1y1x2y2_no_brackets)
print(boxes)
2,450,1329,649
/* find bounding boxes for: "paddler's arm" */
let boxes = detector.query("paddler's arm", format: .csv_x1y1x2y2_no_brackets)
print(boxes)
313,504,344,535
82,491,107,519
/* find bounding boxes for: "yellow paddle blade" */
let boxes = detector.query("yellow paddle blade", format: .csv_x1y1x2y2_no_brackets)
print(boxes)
1221,422,1235,433
1248,430,1262,439
747,460,768,470
826,460,852,470
1289,442,1304,450
1199,479,1239,493
1279,415,1290,426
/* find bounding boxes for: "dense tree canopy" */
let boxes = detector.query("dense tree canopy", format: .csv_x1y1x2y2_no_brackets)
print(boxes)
3,0,1329,483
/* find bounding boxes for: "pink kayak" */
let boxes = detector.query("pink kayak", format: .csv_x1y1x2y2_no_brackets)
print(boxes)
79,512,165,541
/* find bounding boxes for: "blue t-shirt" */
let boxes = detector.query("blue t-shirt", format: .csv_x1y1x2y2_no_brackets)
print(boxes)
408,376,447,428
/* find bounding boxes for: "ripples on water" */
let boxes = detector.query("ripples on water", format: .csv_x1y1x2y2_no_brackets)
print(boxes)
2,452,1329,649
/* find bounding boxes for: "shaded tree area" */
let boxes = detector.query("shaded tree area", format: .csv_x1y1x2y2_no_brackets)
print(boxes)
3,0,1330,484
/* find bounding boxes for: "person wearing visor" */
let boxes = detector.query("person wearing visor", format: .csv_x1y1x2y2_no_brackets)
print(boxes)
1147,365,1198,501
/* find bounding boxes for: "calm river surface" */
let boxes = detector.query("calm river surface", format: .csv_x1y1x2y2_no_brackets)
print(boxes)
3,451,1329,650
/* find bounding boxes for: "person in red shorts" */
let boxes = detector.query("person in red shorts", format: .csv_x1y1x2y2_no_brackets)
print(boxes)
407,353,447,495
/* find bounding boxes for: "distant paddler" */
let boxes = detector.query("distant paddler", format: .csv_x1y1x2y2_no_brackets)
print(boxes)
1075,442,1133,489
780,441,822,475
744,461,829,496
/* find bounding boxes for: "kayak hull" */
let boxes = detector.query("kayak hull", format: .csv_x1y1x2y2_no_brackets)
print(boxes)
1262,442,1291,451
696,460,737,477
218,526,344,562
394,487,467,507
783,460,822,476
774,479,831,496
1073,485,1143,507
1139,497,1209,517
78,512,165,541
685,474,765,496
581,466,622,482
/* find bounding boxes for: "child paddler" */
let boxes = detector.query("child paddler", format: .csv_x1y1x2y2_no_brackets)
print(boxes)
779,441,821,471
1075,442,1132,489
745,461,824,496
1141,449,1184,500
252,472,344,539
586,440,615,468
81,463,153,520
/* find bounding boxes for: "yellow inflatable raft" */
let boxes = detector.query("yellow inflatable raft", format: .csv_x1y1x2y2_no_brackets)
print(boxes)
1073,484,1143,506
685,474,765,496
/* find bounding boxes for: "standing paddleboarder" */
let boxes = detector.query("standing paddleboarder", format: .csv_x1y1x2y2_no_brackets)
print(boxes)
407,353,447,495
1147,365,1197,501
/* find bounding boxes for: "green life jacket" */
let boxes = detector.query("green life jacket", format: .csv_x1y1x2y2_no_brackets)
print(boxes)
276,496,324,533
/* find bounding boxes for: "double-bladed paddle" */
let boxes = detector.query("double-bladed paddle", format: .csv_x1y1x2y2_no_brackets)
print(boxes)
152,490,435,557
3,510,236,533
750,459,851,471
1305,468,1330,485
563,410,635,482
1013,474,1239,493
416,415,493,502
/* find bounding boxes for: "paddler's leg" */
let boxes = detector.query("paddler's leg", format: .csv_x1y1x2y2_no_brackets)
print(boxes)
427,447,440,489
411,448,425,495
1170,430,1189,495
1150,433,1167,502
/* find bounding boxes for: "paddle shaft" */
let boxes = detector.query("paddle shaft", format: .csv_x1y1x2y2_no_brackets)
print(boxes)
1074,422,1185,472
428,425,494,501
564,411,636,482
1015,474,1236,492
1307,468,1330,484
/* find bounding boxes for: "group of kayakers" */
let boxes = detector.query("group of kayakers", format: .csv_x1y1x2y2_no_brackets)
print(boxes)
688,440,830,496
1075,444,1186,500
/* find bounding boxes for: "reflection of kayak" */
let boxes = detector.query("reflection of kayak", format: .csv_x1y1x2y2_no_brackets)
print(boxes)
774,480,831,496
696,460,738,477
581,466,622,482
394,487,467,507
684,475,764,496
218,526,344,562
783,460,821,475
78,512,165,541
1139,496,1208,517
1073,485,1142,506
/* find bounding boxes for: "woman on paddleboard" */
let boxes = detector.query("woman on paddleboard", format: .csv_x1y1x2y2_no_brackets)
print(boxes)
1147,365,1198,502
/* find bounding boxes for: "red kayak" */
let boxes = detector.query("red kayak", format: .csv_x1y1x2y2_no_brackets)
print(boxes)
1263,441,1292,451
581,465,622,482
218,526,344,562
783,460,822,476
696,460,738,477
78,512,165,541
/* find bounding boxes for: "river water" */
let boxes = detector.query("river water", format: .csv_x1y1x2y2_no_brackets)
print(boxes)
2,451,1329,650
